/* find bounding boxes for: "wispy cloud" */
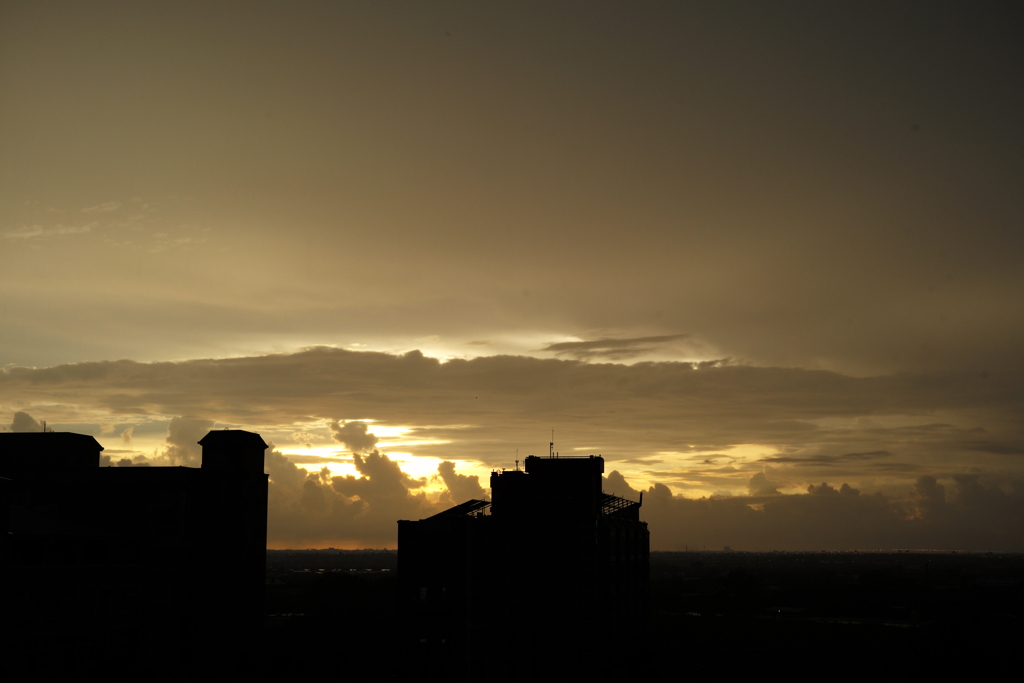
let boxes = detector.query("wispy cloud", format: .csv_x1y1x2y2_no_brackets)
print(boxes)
538,333,693,361
81,201,122,213
760,450,893,465
2,224,93,240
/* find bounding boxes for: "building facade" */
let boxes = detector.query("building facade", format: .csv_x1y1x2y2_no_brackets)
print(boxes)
0,429,268,675
399,454,649,680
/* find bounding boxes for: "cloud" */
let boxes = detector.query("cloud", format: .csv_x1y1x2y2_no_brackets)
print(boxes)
263,445,368,544
10,411,42,432
963,442,1024,455
259,449,1024,551
9,403,1024,550
262,443,485,547
604,470,640,501
435,460,486,505
908,475,946,520
290,431,325,445
333,450,427,497
2,224,93,240
265,445,308,492
2,348,1023,475
538,334,693,361
806,481,860,496
761,451,893,465
81,201,122,213
3,346,1024,548
610,469,1024,551
279,454,350,465
329,420,379,454
163,416,215,466
747,471,780,496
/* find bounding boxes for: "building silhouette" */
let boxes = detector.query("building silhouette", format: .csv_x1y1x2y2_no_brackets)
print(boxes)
0,429,268,675
399,453,649,680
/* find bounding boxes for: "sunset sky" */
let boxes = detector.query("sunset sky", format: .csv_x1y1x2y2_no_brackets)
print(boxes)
2,2,1022,550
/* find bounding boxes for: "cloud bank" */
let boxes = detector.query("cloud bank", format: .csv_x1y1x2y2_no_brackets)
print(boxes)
3,346,1023,548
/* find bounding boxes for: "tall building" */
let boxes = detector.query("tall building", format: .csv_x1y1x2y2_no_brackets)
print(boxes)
0,429,269,675
399,453,649,681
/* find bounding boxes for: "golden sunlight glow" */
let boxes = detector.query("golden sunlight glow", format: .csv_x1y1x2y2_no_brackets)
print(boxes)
285,450,492,499
608,443,786,500
238,330,722,366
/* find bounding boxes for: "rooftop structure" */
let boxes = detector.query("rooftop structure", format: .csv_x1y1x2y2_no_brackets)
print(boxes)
399,452,649,681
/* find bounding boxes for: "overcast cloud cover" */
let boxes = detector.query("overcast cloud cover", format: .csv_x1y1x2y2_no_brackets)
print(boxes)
2,2,1022,549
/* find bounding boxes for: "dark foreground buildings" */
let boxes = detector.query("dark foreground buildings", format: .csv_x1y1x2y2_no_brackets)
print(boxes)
0,430,268,675
399,453,649,681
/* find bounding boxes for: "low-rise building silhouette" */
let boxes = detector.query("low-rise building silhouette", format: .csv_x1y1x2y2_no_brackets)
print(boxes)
0,429,268,675
399,453,649,680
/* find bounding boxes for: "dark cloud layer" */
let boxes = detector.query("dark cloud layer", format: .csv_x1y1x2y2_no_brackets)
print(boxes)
539,334,693,361
607,471,1024,551
3,348,1020,470
3,345,1024,548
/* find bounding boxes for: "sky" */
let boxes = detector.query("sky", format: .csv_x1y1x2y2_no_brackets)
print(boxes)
2,2,1023,550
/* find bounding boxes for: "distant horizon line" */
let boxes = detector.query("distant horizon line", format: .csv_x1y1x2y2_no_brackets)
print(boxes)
266,547,1023,555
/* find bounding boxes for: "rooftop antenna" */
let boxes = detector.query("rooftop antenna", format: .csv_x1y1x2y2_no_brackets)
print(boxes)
549,430,554,458
42,420,46,433
515,448,519,471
